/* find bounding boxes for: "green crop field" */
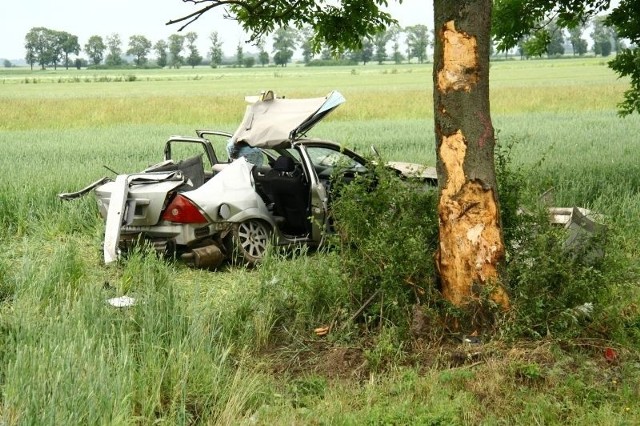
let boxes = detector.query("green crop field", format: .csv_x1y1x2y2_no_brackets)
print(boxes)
1,58,639,424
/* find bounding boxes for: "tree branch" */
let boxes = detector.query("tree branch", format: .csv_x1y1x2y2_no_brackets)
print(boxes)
166,0,395,52
166,1,246,31
166,0,278,32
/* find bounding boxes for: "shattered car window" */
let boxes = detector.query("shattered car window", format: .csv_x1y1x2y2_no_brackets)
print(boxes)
305,146,367,178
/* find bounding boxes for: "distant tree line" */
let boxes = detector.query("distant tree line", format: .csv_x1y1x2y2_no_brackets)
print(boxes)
24,27,81,70
512,15,623,59
23,15,622,70
22,24,432,70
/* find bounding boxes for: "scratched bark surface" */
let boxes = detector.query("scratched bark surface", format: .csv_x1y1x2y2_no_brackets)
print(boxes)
433,0,509,309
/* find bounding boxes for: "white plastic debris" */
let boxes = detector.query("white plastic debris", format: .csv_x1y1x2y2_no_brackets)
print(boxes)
107,295,137,308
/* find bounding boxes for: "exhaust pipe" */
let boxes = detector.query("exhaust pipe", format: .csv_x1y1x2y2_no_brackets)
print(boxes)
181,244,224,269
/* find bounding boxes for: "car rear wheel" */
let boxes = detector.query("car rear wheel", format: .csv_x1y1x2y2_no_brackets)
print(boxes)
230,219,271,266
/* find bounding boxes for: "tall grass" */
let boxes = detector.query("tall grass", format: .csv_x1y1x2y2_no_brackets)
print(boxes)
1,247,267,424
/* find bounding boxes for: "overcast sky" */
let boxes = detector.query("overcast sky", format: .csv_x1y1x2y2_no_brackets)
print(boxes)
1,0,433,61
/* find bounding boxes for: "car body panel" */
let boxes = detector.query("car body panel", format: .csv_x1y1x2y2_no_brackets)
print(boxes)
386,161,439,182
96,177,184,226
231,90,346,148
180,158,275,229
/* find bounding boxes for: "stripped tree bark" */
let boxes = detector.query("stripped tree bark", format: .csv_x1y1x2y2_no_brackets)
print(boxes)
433,0,509,310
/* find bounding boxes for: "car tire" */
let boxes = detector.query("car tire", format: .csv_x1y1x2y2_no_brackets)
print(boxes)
228,219,271,266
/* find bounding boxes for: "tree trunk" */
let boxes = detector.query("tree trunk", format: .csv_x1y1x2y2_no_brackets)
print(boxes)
433,0,509,310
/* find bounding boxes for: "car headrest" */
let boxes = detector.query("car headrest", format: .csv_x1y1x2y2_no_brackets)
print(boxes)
273,156,296,173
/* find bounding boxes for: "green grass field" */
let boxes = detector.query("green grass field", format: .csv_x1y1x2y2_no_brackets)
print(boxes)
1,58,639,424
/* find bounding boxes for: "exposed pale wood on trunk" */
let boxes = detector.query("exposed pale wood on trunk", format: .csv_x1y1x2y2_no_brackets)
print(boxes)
433,0,509,310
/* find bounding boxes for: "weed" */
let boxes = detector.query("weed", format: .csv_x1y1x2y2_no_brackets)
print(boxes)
512,362,545,384
286,376,327,408
439,368,476,389
119,246,171,293
0,255,13,303
365,326,406,371
254,248,348,343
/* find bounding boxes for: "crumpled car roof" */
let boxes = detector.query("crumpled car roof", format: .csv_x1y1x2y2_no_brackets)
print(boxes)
231,90,346,148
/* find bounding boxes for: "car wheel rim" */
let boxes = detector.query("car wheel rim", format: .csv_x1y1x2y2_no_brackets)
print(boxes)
237,220,269,259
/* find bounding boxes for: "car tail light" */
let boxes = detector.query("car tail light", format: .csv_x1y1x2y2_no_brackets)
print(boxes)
161,195,207,224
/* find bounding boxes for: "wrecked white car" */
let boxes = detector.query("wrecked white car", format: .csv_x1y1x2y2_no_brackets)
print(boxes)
60,90,437,268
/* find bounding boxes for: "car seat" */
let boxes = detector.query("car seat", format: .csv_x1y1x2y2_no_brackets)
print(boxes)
267,156,309,235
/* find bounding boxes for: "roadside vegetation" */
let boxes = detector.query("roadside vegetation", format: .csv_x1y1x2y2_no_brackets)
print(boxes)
1,59,639,424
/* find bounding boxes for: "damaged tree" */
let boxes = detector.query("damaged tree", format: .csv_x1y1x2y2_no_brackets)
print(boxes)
433,1,509,309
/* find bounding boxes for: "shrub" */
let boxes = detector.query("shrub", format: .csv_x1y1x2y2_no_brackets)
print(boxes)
306,59,357,67
495,138,631,340
330,163,440,333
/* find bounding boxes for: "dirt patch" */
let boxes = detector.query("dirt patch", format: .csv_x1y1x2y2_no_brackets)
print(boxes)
265,336,497,381
318,347,366,379
261,335,635,388
265,341,367,380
